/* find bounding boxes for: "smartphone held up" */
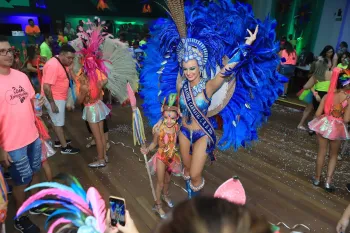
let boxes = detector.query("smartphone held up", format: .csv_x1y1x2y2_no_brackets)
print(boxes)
109,196,126,227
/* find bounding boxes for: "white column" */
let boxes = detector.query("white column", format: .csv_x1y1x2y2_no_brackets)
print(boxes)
313,0,348,54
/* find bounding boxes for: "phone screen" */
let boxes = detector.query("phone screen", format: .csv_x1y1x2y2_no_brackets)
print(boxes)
109,197,125,226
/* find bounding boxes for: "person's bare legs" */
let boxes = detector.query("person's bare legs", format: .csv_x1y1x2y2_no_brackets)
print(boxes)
13,173,40,209
298,104,314,128
190,136,208,187
315,134,328,181
326,140,342,184
163,170,171,196
13,185,26,209
88,122,104,161
155,159,166,215
179,132,191,178
29,173,40,193
53,126,67,148
98,121,106,160
42,160,53,181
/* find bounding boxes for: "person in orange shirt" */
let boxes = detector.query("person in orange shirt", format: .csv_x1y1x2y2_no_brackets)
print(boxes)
25,19,40,45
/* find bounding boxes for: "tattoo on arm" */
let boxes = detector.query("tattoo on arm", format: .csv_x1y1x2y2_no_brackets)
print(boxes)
43,84,54,103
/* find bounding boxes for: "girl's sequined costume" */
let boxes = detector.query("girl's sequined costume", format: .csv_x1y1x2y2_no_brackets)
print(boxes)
148,123,182,175
309,68,350,140
79,70,110,123
309,94,350,140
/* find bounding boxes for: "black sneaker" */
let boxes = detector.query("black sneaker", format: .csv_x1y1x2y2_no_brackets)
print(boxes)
54,139,72,148
29,206,55,216
346,183,350,192
61,145,80,154
4,172,11,180
14,216,40,233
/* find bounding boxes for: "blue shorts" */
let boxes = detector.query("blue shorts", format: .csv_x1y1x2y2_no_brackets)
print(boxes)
8,138,42,186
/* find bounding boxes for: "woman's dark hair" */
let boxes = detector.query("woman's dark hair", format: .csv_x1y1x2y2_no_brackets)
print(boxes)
340,41,348,49
337,52,349,65
320,45,334,60
284,41,295,55
27,46,37,61
305,52,315,65
155,197,272,233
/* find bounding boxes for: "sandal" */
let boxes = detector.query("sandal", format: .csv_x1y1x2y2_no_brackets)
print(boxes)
297,125,307,131
161,193,174,208
86,139,96,148
88,160,106,168
311,176,320,186
152,203,166,219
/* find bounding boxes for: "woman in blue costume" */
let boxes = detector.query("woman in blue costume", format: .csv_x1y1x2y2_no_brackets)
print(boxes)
140,0,285,199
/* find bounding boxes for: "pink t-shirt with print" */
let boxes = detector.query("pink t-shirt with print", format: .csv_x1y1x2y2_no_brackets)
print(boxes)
281,49,297,65
0,69,39,151
41,57,69,100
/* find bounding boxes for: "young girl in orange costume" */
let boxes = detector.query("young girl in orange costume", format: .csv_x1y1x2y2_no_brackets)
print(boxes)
141,94,182,219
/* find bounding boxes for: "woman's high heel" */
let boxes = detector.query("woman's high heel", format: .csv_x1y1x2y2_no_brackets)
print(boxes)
152,203,166,219
88,160,106,168
325,176,335,192
105,155,109,163
312,177,320,186
161,194,174,208
324,183,335,192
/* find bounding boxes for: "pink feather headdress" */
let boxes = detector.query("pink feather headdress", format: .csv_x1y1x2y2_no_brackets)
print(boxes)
76,17,110,84
16,174,107,233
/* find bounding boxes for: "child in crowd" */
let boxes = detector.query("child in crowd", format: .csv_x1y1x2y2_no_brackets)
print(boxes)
141,94,182,219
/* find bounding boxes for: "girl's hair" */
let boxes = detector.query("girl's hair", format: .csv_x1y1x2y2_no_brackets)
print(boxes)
27,46,37,61
284,41,295,55
338,52,349,65
310,59,329,80
320,45,334,60
155,197,272,233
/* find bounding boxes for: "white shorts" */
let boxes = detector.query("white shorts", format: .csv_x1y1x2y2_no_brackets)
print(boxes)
44,98,66,127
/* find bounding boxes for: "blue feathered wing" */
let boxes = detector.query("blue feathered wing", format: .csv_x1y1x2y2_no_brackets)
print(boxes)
140,0,286,151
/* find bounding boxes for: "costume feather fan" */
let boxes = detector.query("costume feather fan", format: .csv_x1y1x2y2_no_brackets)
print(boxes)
16,174,107,233
140,0,286,151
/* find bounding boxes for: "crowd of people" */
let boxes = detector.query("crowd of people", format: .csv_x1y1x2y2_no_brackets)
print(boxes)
0,0,350,233
279,39,350,193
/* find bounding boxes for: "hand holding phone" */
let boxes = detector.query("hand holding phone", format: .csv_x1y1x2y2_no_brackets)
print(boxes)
116,210,139,233
109,196,126,227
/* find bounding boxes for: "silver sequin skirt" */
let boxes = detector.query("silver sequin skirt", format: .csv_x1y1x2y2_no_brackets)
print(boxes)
82,100,111,123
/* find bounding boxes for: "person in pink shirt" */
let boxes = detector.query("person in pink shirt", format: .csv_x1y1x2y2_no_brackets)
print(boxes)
41,45,80,154
279,41,297,98
0,35,42,232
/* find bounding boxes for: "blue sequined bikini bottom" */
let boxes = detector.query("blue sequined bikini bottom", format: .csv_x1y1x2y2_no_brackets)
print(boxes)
180,126,216,161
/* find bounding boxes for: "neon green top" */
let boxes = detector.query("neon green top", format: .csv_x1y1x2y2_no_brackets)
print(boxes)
314,81,330,92
40,42,52,60
337,63,348,69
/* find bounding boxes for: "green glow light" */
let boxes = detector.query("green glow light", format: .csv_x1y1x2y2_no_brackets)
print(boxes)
115,21,137,25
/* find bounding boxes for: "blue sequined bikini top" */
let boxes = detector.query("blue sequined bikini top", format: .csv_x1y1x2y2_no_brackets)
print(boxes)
179,79,212,118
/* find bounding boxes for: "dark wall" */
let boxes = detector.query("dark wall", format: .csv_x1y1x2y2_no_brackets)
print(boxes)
0,0,166,18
